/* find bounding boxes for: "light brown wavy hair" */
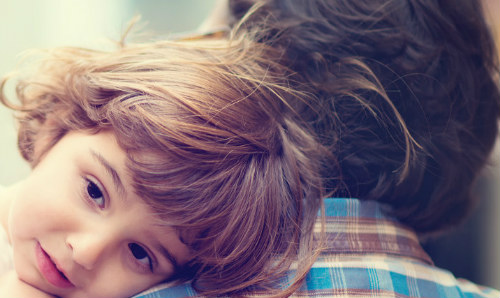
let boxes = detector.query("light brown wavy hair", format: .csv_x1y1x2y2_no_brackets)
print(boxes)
0,34,325,296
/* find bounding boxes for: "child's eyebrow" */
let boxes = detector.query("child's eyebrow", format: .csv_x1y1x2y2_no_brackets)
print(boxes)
90,149,126,198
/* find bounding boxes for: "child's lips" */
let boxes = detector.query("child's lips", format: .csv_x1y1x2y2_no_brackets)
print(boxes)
35,242,75,289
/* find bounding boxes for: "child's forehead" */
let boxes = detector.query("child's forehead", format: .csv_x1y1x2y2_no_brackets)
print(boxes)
59,131,163,207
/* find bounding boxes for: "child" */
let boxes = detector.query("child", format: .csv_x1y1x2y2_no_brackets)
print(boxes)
0,31,324,297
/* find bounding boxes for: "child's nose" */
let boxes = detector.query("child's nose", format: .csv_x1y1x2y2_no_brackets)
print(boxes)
66,230,115,270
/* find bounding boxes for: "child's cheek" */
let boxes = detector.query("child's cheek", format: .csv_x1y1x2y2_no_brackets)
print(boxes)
8,189,44,241
7,178,66,241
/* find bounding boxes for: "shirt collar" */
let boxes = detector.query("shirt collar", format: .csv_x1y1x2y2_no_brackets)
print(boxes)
317,198,433,265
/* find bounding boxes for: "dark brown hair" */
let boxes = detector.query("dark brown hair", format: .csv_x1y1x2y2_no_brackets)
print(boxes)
1,36,324,296
230,0,500,233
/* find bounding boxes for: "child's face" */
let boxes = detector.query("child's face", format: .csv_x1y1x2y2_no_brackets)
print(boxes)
7,131,190,297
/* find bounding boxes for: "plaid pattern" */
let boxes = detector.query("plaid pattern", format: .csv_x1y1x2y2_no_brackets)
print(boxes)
135,198,499,298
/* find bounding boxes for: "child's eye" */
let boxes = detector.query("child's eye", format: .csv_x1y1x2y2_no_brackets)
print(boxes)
86,179,105,208
128,243,153,272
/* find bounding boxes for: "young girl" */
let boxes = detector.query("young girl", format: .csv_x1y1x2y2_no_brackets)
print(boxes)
0,29,324,297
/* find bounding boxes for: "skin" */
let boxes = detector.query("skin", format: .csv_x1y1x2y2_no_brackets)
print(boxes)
0,271,53,297
0,131,190,297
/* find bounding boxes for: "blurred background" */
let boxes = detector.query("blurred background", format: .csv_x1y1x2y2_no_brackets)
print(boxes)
0,0,498,290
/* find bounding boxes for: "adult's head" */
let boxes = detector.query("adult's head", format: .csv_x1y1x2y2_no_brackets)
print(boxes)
229,0,500,232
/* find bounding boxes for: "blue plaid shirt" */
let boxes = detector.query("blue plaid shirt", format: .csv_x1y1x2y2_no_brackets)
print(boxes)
135,198,500,298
